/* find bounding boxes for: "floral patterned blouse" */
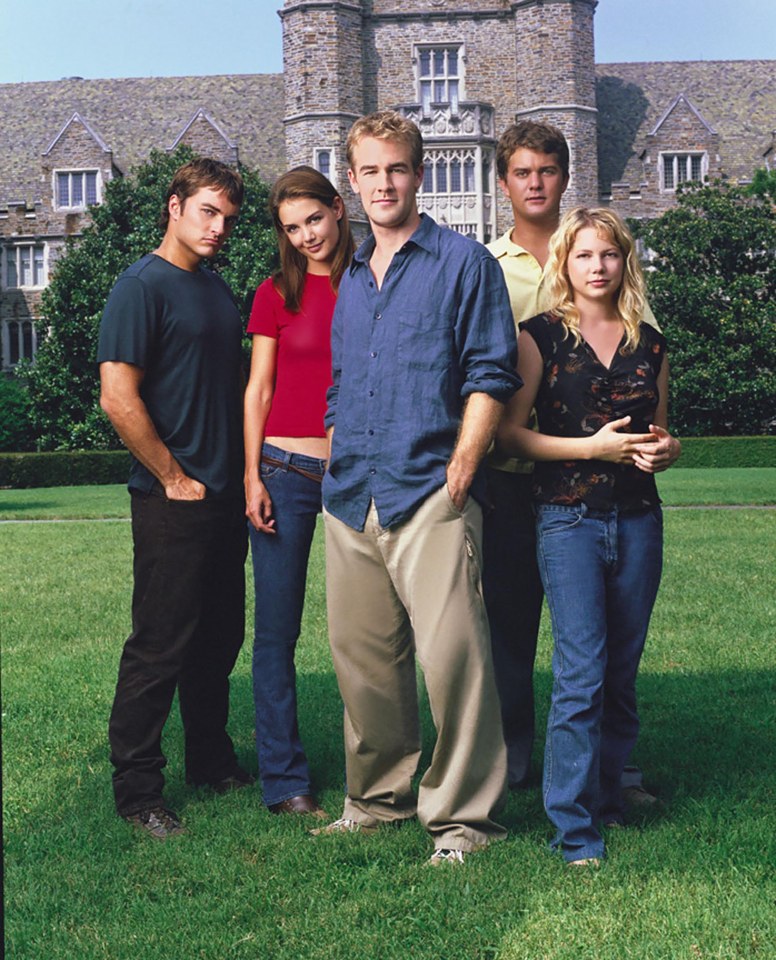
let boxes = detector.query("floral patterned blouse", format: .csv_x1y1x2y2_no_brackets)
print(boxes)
521,312,667,512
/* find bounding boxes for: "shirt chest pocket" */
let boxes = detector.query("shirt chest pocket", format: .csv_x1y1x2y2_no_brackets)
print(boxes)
397,312,455,372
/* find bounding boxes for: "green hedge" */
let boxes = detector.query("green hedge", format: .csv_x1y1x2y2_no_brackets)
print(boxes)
674,437,776,468
0,451,130,489
1,438,773,488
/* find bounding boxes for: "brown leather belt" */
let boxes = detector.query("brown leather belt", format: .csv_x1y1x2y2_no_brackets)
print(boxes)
260,453,324,485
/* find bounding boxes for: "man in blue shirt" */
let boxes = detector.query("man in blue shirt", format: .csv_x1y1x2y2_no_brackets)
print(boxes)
314,111,521,865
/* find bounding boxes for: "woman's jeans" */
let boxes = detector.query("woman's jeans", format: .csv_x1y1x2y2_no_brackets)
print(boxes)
536,502,663,861
248,443,325,807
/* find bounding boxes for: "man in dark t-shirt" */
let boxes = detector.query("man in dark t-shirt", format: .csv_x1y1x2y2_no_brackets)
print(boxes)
98,158,251,839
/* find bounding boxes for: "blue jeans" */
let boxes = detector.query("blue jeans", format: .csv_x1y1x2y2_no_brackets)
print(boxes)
248,443,325,807
536,502,663,861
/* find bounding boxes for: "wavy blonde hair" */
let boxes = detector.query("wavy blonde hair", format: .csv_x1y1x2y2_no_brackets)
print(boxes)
545,206,646,353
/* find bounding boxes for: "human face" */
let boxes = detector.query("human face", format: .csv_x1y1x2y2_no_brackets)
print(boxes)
347,136,422,234
166,186,240,270
499,148,569,225
566,227,625,309
277,196,343,275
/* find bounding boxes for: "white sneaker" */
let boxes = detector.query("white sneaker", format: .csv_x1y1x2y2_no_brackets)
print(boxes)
428,847,465,866
309,817,378,836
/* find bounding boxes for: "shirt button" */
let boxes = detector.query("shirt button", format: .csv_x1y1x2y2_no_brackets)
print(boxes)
370,351,377,358
369,468,376,475
368,390,374,397
375,313,382,320
368,429,374,436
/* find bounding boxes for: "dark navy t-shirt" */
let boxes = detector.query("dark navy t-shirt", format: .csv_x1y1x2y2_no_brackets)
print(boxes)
97,254,244,497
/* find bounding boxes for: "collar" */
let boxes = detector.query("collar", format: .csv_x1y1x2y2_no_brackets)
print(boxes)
351,213,440,273
488,228,532,259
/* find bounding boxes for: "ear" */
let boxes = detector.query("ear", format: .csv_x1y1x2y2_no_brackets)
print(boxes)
497,177,510,200
168,193,182,221
560,174,570,196
347,168,360,196
332,195,344,220
414,164,424,189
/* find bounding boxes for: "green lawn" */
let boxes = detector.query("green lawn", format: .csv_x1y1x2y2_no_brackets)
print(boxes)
2,478,775,959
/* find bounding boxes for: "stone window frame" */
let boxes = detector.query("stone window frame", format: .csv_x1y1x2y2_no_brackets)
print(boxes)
2,240,48,290
313,148,336,188
2,317,37,369
659,151,707,192
52,167,102,210
414,44,465,118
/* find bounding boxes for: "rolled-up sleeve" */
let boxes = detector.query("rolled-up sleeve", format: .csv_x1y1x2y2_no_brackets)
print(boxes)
456,253,522,403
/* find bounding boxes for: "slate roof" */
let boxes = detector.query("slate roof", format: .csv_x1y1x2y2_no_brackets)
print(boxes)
0,73,285,204
596,60,776,192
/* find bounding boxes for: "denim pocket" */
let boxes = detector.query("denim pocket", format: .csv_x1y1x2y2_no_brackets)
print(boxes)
535,504,586,536
259,461,282,481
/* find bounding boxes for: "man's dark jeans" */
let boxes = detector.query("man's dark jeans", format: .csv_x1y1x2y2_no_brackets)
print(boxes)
482,468,544,787
109,487,248,816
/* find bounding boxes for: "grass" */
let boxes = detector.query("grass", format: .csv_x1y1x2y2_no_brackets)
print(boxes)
1,467,773,522
2,478,775,959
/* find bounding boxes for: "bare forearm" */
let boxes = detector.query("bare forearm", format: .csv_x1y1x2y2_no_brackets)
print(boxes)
102,396,186,487
447,393,504,506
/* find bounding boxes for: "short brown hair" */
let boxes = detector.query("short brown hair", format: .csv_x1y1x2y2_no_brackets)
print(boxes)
346,111,423,171
160,157,244,229
496,120,570,181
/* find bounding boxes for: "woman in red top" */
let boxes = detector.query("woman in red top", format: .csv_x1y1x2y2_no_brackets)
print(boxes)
244,166,353,817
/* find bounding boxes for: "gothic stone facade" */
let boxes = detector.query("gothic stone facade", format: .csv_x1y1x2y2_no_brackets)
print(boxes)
1,3,774,369
281,0,599,240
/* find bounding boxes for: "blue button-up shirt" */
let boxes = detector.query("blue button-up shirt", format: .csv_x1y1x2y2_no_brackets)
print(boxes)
323,214,521,531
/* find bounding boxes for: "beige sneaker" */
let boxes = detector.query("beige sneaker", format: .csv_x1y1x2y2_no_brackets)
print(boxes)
428,848,466,866
309,817,379,837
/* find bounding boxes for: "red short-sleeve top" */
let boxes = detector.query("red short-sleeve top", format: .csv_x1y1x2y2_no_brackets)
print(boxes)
247,273,336,438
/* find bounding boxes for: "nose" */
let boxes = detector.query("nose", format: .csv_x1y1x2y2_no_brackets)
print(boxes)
527,171,542,189
302,223,316,242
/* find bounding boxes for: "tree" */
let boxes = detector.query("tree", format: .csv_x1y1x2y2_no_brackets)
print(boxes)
638,180,776,436
26,147,277,450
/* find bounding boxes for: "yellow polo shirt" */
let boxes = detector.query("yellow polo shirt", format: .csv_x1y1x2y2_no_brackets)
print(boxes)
485,229,661,474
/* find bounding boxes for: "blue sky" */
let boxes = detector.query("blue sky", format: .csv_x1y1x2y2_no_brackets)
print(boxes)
0,0,773,83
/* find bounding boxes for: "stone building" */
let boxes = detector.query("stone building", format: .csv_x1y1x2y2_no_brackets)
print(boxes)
1,1,773,370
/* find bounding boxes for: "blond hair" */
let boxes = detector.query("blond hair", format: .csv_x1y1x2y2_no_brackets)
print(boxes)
346,111,423,171
546,207,646,353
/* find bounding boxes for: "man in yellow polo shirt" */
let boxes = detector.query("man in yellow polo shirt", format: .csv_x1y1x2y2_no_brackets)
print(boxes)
484,120,672,805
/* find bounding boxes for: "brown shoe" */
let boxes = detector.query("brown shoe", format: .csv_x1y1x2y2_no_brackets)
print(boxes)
268,794,328,819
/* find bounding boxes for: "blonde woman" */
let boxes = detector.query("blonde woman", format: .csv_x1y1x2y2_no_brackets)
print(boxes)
497,207,680,865
244,166,353,817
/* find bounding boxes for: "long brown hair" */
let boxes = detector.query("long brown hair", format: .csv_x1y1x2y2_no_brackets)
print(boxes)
269,166,354,313
546,206,646,354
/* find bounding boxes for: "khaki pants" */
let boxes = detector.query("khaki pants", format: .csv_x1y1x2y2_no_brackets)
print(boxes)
324,484,507,852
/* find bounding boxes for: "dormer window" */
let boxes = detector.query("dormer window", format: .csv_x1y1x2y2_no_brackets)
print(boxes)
55,169,100,209
660,153,706,191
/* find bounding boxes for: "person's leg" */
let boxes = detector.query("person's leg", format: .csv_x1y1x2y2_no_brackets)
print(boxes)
324,504,420,826
482,468,544,787
248,450,323,806
385,486,508,852
178,497,248,786
599,507,663,824
536,503,609,863
110,490,210,816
